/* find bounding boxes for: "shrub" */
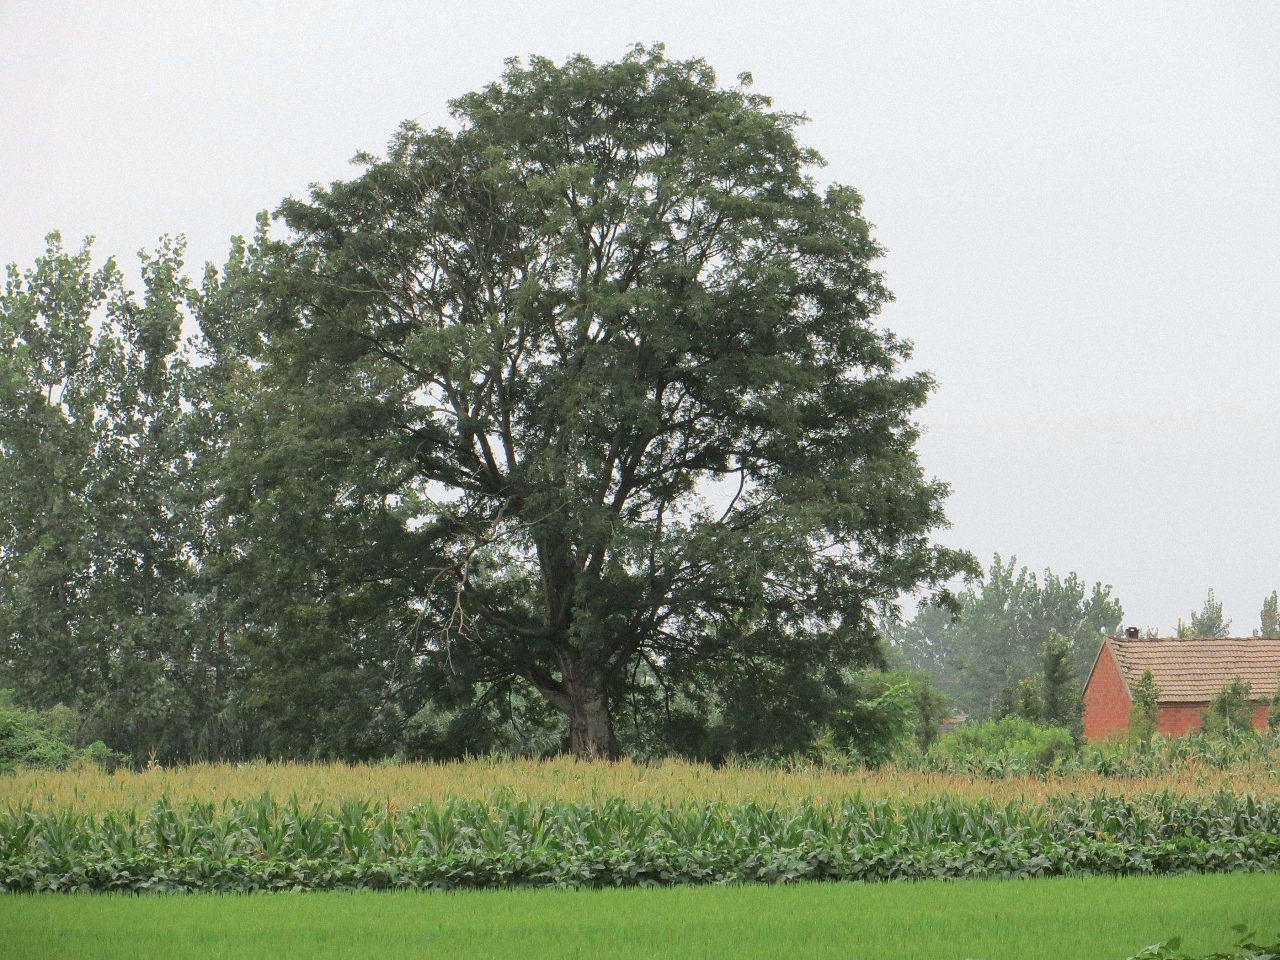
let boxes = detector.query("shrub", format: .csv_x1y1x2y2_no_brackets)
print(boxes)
1128,669,1161,743
1201,678,1256,737
0,707,76,772
0,691,123,772
930,716,1076,773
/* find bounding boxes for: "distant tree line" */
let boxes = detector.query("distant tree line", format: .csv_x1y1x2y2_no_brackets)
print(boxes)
887,556,1122,731
890,557,1280,732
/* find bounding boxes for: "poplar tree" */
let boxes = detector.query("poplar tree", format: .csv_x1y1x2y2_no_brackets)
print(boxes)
1260,591,1278,639
0,235,242,760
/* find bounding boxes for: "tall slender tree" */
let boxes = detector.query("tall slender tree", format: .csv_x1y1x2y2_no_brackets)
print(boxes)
0,235,246,761
1178,588,1231,638
1259,591,1278,639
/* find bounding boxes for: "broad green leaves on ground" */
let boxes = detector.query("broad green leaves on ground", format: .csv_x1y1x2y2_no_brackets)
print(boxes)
4,790,1279,893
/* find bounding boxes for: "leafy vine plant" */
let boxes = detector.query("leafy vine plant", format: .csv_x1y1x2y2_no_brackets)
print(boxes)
1128,927,1280,960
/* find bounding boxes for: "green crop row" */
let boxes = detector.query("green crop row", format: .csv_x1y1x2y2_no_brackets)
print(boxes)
3,792,1278,893
897,726,1280,778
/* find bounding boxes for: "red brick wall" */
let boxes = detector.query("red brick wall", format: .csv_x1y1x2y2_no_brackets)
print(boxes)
1083,643,1130,741
1157,703,1207,737
1152,702,1270,737
1254,704,1272,731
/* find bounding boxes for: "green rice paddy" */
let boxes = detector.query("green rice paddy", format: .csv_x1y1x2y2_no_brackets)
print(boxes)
3,873,1278,960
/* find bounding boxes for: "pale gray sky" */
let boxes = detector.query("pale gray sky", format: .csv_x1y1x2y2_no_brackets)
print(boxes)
4,1,1278,633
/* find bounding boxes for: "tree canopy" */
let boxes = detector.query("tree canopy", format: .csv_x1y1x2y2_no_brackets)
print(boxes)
1177,589,1231,639
1261,591,1279,639
221,46,972,757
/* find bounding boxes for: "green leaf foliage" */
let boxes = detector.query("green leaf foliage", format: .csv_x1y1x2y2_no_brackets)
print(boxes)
929,716,1076,774
0,49,975,765
888,555,1121,719
0,691,122,772
3,791,1279,893
1177,589,1231,639
832,668,951,762
1128,926,1280,960
1129,669,1162,744
0,234,248,762
1202,679,1257,737
216,45,973,758
1260,591,1279,640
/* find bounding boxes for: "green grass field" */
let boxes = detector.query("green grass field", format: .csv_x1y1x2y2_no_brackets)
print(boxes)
2,874,1278,960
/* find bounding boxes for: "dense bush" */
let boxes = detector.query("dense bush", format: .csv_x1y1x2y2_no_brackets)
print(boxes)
927,716,1077,774
826,669,952,766
1202,680,1257,738
0,692,122,773
2,791,1278,893
0,703,75,773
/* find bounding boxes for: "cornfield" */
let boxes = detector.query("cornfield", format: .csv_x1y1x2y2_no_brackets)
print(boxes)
3,791,1279,892
4,752,1278,815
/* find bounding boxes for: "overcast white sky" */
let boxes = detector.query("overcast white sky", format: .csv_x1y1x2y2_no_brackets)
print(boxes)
4,1,1278,633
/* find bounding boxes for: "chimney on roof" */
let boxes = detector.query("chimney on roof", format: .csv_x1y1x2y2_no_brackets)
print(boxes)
1125,626,1140,639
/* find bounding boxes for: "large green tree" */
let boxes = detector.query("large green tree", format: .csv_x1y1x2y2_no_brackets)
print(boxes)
226,47,971,758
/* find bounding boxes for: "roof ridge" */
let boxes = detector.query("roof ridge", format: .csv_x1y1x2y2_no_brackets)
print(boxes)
1110,636,1280,642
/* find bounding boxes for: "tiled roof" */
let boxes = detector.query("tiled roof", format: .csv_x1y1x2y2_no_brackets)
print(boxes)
1107,637,1280,703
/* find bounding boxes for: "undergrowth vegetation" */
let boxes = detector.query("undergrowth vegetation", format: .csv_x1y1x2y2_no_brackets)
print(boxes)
910,722,1280,779
0,692,123,774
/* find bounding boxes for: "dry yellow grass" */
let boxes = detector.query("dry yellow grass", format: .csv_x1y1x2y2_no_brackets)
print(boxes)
4,756,1278,812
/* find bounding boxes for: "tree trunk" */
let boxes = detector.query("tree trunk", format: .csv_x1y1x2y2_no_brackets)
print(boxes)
566,683,614,760
535,656,616,759
207,679,223,763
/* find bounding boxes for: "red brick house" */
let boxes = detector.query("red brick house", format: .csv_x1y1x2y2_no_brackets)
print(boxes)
1082,633,1280,740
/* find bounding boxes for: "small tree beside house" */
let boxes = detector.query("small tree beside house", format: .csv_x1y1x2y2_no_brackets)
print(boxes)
1127,669,1160,743
1269,675,1280,732
1201,677,1256,737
